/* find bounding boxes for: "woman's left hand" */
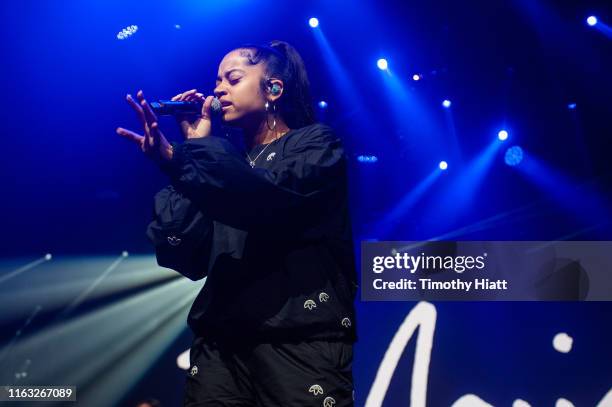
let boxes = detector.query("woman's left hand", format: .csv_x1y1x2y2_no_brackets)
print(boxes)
116,89,174,162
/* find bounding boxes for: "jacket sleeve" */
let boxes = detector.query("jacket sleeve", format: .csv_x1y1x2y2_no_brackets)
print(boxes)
146,185,213,281
161,124,347,231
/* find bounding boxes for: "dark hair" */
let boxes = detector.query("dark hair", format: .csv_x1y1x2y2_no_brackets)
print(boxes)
235,40,316,129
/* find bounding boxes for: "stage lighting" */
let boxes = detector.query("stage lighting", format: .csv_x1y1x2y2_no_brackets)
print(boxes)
568,103,577,110
318,101,328,109
116,25,138,40
357,155,378,163
439,161,448,170
45,253,52,260
587,16,598,26
505,146,523,166
412,74,421,81
442,100,451,108
309,17,319,28
377,59,388,70
498,130,508,141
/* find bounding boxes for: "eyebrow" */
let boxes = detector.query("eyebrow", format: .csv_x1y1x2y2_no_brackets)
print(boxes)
216,68,246,83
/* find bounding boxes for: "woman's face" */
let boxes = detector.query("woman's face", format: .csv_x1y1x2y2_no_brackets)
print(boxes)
214,49,267,126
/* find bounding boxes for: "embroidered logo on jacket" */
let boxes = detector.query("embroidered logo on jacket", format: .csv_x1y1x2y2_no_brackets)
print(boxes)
266,152,276,161
167,235,182,246
319,292,330,302
308,384,324,396
323,396,336,407
190,365,198,376
304,299,317,310
341,317,352,328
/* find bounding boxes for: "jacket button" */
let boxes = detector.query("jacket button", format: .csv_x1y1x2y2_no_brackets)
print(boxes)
167,235,182,246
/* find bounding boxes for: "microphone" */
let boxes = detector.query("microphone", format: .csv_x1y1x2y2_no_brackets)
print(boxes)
150,97,222,116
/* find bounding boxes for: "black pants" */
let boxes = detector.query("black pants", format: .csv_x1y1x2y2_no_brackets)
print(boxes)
184,336,354,406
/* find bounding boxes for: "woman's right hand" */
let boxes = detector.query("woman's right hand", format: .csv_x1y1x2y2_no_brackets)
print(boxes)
116,90,173,164
172,89,217,139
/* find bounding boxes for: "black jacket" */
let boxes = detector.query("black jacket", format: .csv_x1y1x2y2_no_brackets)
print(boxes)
146,123,357,343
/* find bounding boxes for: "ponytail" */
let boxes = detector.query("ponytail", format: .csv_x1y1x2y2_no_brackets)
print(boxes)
236,40,316,129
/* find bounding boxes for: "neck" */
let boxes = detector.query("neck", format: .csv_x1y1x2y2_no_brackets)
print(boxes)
244,114,290,149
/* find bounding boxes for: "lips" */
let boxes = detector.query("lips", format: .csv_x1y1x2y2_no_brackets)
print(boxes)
219,100,232,107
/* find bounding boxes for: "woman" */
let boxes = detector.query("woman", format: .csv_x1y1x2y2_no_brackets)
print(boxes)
117,40,357,407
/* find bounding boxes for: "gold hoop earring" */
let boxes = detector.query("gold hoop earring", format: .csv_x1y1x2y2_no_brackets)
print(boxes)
265,101,277,113
266,115,277,131
265,101,277,131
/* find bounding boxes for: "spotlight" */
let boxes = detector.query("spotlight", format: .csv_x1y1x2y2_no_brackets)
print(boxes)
116,24,138,40
318,100,328,109
586,16,598,26
122,251,129,257
309,17,319,28
412,74,421,81
174,24,182,30
377,59,388,70
45,253,52,261
567,103,577,110
439,161,448,170
357,155,378,163
498,130,509,141
504,146,523,166
442,99,452,108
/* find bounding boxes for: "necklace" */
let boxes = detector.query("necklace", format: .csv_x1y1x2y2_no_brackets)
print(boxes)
245,131,288,168
246,142,274,168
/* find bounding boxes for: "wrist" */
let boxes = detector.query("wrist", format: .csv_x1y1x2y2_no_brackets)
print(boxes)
158,142,181,179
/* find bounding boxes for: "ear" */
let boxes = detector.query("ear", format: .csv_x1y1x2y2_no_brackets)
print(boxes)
266,78,284,102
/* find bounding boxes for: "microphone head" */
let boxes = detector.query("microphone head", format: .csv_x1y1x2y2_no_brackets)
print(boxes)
211,97,222,115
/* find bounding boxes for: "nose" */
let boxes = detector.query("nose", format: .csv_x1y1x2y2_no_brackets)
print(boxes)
214,85,227,99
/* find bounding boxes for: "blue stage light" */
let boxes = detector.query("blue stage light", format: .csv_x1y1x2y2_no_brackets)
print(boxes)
318,100,328,109
442,99,452,108
505,146,523,166
498,130,509,141
439,161,448,170
377,59,388,70
309,17,319,28
568,103,577,110
412,74,421,81
357,155,378,163
116,25,138,40
587,16,598,26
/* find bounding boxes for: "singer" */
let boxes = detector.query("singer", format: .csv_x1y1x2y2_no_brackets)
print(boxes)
117,40,357,406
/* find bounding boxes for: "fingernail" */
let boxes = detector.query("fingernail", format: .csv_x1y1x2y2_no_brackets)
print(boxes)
126,94,132,99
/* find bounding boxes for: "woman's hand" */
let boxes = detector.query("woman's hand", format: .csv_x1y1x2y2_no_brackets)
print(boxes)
116,90,174,162
171,89,217,139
